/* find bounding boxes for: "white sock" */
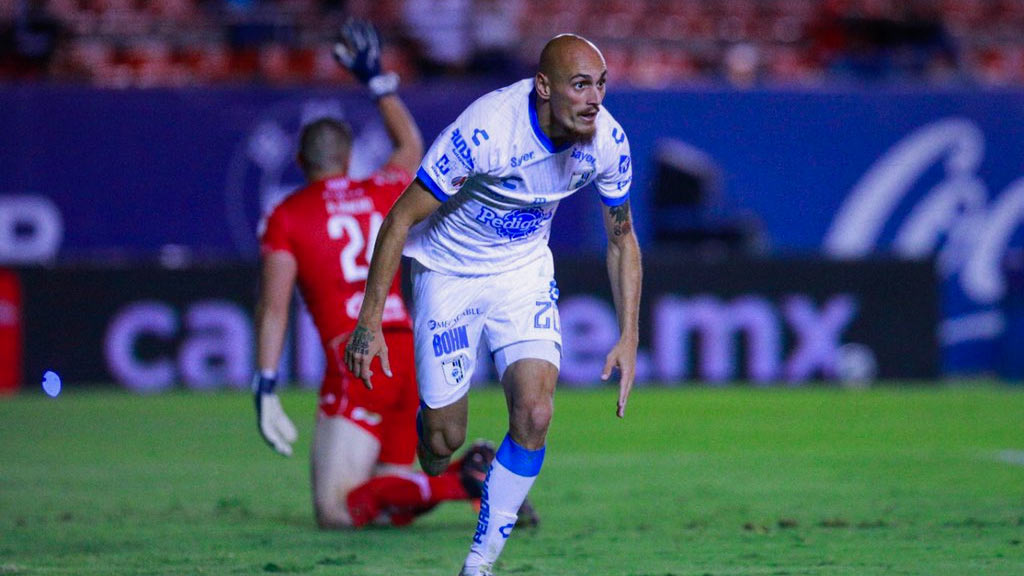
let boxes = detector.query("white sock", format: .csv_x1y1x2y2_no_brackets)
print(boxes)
462,435,544,574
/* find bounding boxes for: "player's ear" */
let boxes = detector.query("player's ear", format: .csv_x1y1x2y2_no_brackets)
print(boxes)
535,72,551,100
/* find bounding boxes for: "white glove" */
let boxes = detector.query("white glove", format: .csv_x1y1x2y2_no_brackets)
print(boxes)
253,373,298,457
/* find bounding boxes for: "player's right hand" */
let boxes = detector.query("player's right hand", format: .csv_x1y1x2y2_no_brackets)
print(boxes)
344,324,392,390
253,373,298,457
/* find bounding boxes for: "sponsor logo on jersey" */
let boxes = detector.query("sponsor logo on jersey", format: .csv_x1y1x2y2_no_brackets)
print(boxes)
616,177,632,191
569,170,594,190
371,168,409,186
324,178,351,191
450,129,475,170
345,292,408,322
325,197,374,214
427,308,482,331
433,325,470,357
619,155,631,174
571,148,596,165
510,151,535,167
442,353,470,387
451,175,468,189
476,206,553,240
549,280,560,301
499,176,522,191
612,126,626,145
471,128,490,146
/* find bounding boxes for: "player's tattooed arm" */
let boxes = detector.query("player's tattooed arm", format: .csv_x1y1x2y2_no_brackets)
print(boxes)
347,325,374,355
609,202,633,237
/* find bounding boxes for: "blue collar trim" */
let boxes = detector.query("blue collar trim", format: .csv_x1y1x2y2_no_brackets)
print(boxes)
529,91,571,154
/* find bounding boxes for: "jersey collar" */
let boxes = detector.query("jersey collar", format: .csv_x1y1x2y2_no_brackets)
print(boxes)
529,90,572,154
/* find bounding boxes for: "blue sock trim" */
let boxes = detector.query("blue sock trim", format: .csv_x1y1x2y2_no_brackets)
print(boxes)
495,434,545,478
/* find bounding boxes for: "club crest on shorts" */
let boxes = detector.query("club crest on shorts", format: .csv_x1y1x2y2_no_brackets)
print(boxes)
442,354,470,387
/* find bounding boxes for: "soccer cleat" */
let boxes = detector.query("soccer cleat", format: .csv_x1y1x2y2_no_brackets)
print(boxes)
458,440,496,499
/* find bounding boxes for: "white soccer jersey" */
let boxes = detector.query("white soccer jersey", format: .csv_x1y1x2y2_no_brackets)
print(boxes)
405,78,633,275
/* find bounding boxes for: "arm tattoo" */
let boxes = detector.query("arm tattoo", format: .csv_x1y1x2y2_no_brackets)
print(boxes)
609,203,633,237
348,326,374,355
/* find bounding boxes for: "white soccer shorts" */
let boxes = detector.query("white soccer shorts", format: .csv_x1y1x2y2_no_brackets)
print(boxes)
410,252,562,408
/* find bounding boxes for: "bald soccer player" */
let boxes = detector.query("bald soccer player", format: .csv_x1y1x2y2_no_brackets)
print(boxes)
344,34,642,575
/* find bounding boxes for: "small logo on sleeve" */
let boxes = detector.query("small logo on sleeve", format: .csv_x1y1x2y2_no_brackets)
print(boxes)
450,129,475,170
434,154,452,176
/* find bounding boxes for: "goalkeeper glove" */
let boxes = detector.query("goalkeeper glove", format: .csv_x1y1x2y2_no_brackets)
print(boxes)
332,18,399,99
253,371,298,457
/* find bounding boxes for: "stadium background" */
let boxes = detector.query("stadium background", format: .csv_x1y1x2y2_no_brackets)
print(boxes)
3,0,1023,391
2,2,1024,575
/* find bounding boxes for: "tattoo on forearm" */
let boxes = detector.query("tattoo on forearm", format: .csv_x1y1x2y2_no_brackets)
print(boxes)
610,203,633,237
348,326,373,355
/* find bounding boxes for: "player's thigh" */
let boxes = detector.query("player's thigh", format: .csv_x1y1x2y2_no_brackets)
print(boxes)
486,253,563,377
410,263,491,409
500,349,560,406
311,416,380,507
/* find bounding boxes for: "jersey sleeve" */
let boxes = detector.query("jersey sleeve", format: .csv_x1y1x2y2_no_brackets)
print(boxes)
258,202,292,255
594,122,632,207
416,100,497,202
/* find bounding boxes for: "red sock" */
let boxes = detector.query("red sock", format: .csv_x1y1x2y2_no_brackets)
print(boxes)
345,472,471,528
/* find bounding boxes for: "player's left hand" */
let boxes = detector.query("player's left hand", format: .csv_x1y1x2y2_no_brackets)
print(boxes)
601,338,638,418
253,373,299,456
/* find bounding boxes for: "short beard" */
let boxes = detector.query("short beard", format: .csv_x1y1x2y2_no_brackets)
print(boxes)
564,119,597,143
569,127,596,144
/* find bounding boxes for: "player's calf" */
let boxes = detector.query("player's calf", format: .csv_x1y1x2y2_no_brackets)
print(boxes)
417,401,468,476
418,433,454,476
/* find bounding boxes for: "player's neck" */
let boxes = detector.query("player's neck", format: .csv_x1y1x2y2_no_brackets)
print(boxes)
308,169,348,183
534,100,573,149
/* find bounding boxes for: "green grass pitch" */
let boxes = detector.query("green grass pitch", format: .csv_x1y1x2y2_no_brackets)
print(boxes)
1,384,1023,575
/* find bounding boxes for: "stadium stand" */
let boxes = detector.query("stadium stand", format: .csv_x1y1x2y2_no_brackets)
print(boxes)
2,0,1023,87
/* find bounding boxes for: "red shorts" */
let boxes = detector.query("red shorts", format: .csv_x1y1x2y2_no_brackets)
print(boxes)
318,328,418,466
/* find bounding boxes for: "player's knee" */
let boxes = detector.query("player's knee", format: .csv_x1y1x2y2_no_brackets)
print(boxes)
511,400,553,445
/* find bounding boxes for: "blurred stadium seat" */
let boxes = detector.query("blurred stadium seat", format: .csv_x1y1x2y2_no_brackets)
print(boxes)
2,0,1023,87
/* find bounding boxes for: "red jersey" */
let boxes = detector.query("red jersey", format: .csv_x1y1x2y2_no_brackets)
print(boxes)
260,165,413,370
